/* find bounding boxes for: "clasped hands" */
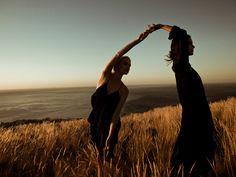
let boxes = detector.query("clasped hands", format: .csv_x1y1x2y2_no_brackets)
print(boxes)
138,24,163,41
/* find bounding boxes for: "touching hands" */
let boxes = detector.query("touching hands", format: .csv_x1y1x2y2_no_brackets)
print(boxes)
138,29,151,41
149,24,163,31
138,24,163,41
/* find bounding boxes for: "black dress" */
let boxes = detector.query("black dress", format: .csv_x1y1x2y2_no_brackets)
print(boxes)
169,26,216,177
88,82,121,159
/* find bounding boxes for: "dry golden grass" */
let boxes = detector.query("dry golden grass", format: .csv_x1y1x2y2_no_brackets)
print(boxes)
0,97,235,177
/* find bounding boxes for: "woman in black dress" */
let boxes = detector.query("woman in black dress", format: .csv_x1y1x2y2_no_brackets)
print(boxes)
153,24,216,177
88,25,157,161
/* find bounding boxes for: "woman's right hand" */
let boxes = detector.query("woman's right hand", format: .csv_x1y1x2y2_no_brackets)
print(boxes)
138,30,150,41
138,24,163,41
152,24,163,30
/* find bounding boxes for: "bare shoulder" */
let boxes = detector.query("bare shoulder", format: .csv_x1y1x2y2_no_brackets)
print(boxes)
96,72,110,88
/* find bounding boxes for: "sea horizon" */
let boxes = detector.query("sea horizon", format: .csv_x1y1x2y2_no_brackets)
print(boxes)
0,83,176,92
1,81,236,92
1,82,236,123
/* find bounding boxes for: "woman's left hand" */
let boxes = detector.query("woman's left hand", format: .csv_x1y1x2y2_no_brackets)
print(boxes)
138,30,150,41
138,24,162,41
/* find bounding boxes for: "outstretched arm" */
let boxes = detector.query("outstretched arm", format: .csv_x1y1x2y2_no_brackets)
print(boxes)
97,25,156,88
160,24,173,32
149,23,173,32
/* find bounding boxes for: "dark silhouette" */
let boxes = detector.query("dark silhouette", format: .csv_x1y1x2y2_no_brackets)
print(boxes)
153,24,216,177
88,25,156,161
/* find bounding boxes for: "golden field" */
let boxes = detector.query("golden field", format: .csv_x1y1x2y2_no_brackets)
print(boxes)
0,97,235,177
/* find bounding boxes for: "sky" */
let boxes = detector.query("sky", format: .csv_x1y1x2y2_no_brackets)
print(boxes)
0,0,236,90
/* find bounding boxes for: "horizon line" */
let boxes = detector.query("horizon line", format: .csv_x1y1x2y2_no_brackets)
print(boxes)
1,81,236,92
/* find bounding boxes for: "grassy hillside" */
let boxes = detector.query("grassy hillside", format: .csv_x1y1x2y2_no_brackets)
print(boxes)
0,97,235,177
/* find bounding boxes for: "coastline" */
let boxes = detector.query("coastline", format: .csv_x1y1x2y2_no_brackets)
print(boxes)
1,96,235,128
1,83,236,123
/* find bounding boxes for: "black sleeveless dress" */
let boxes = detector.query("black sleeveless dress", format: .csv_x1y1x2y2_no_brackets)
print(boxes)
88,82,121,158
171,64,216,175
169,26,216,177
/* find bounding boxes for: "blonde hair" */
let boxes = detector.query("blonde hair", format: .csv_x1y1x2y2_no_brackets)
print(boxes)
113,56,130,72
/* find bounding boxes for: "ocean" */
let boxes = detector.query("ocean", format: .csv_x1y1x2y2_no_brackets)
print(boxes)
1,83,236,123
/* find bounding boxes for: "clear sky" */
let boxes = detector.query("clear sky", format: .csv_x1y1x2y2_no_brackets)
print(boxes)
1,0,236,90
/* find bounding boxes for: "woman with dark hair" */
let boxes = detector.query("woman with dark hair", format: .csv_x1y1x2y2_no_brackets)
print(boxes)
152,24,216,177
88,25,157,161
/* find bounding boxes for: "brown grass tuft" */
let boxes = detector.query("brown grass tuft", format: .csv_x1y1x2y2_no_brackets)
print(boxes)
0,97,235,177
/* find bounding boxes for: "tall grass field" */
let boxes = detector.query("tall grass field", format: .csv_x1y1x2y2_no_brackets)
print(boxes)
0,97,235,177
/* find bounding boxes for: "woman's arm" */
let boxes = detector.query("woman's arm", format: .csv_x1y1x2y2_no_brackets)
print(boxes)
104,85,129,151
97,26,155,87
150,24,173,32
160,24,173,32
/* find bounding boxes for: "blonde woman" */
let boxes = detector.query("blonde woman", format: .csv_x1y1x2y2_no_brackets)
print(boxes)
88,25,158,161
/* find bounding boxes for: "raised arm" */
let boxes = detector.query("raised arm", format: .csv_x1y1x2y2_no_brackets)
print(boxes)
102,37,141,75
97,25,156,87
149,23,173,32
160,24,173,32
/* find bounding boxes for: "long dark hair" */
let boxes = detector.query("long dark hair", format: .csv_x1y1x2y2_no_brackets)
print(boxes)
165,26,191,65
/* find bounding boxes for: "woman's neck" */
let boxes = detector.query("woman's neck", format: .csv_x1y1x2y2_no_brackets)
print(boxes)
112,72,123,82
